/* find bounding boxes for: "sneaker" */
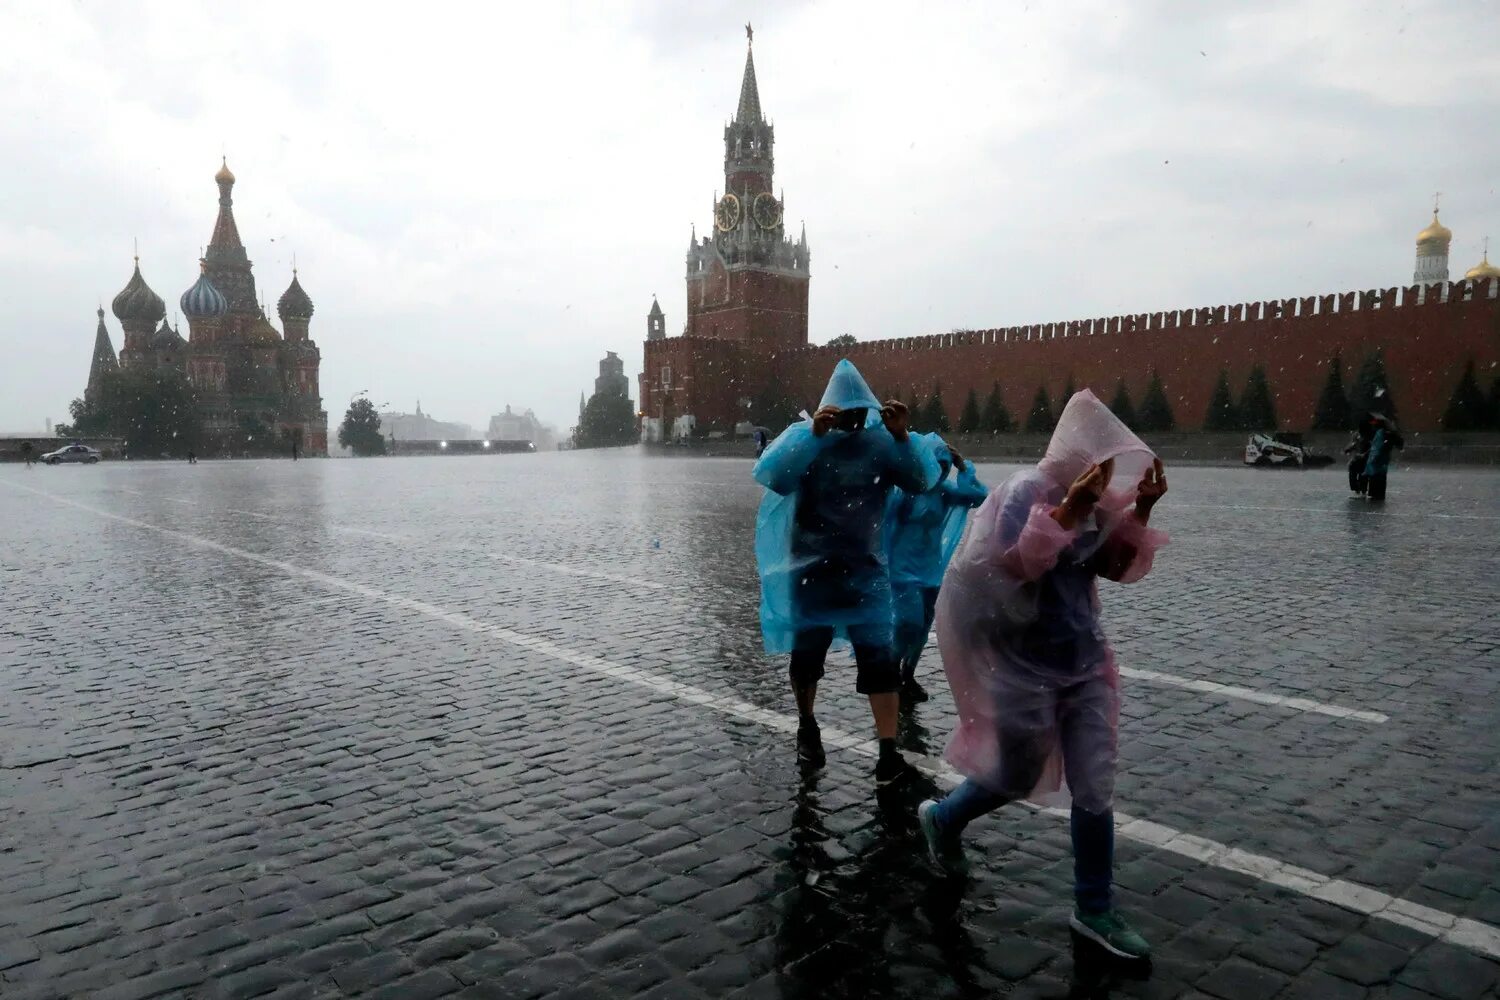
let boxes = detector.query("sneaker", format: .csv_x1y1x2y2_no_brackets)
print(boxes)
797,720,826,769
1069,909,1151,960
874,749,917,787
900,679,930,705
917,799,969,877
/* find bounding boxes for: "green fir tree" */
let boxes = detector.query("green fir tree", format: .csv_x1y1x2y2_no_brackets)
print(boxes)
1202,370,1241,431
982,382,1013,433
1352,350,1397,421
1109,379,1138,430
923,383,951,434
1442,360,1490,431
1137,369,1176,433
1311,354,1353,431
1239,364,1278,431
957,387,982,434
1025,385,1055,434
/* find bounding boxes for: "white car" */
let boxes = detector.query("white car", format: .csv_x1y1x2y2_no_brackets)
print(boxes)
41,444,102,465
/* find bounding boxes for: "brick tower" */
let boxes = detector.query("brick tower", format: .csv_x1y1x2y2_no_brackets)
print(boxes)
640,26,810,441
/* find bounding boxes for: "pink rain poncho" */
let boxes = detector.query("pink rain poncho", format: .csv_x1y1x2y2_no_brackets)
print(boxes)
934,390,1168,812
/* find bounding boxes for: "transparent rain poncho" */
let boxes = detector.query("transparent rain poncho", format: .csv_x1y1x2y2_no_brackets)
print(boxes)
754,360,941,654
886,434,989,630
934,390,1168,811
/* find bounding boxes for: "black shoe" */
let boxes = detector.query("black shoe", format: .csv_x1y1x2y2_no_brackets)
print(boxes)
875,749,917,787
797,721,826,769
900,680,930,705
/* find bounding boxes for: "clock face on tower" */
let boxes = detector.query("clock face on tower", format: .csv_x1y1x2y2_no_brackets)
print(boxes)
752,192,782,230
714,193,741,232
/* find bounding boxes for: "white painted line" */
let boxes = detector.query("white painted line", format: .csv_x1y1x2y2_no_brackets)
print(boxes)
479,551,668,590
6,480,1496,961
1118,666,1389,724
223,508,280,521
1173,502,1500,522
161,497,198,505
333,526,409,541
927,640,1383,724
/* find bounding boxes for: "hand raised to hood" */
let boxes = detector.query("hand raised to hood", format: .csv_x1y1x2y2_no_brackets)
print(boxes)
812,405,841,437
1052,458,1113,531
880,400,910,442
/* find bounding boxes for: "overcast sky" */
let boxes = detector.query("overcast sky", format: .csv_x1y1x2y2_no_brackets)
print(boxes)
2,0,1497,434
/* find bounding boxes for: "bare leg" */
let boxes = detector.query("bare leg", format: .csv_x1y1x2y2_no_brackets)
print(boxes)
794,682,818,719
868,692,899,739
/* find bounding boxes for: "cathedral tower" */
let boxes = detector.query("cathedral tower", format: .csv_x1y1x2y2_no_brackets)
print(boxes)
111,256,166,369
647,296,665,340
86,307,118,400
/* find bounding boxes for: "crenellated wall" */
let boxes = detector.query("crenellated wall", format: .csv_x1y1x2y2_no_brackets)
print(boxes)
770,279,1500,432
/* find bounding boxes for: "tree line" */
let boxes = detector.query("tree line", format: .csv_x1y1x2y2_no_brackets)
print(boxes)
749,351,1500,437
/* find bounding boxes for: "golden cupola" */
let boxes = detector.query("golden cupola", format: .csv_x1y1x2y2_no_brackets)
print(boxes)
1416,212,1452,255
1465,240,1500,281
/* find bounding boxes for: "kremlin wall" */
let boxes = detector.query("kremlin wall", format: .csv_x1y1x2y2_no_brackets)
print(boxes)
640,33,1500,439
772,278,1500,435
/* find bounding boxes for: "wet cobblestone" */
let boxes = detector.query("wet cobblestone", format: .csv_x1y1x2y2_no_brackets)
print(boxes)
2,455,1499,998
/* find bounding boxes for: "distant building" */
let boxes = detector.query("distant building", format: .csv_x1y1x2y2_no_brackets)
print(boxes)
488,405,558,450
595,351,630,399
379,401,473,442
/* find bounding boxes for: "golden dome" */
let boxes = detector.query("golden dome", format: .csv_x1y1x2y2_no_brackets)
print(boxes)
215,157,235,185
243,317,282,345
1416,212,1451,248
1465,253,1500,281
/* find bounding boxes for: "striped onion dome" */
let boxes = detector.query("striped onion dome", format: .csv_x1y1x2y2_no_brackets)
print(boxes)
111,260,166,324
180,268,228,318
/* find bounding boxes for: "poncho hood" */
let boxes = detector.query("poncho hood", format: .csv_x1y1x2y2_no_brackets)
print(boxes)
1036,390,1155,504
818,359,882,427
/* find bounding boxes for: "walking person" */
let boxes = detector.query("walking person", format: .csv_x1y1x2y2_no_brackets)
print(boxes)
917,390,1168,959
1363,415,1403,503
754,359,940,785
1344,419,1374,495
20,441,34,469
886,434,987,705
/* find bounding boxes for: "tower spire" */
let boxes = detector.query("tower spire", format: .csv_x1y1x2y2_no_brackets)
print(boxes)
736,29,762,124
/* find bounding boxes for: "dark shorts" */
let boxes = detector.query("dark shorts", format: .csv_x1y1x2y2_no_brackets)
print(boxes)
788,625,899,695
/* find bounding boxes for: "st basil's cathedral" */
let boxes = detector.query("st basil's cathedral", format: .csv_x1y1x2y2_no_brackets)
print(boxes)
87,160,328,454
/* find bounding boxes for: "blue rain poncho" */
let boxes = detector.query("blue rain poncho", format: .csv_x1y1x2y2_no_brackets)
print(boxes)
886,434,989,630
753,360,941,654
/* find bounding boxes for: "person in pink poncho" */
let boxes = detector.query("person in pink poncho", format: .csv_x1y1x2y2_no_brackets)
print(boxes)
917,390,1168,960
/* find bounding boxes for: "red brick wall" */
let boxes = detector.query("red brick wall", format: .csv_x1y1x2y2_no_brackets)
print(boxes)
686,263,809,352
769,281,1500,433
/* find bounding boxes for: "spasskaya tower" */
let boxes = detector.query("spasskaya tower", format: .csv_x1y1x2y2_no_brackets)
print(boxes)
640,25,810,442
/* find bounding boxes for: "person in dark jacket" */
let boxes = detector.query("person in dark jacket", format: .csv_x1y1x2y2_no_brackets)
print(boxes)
1363,416,1403,502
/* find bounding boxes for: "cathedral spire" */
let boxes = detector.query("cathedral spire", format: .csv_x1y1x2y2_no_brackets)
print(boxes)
210,158,243,252
87,307,118,400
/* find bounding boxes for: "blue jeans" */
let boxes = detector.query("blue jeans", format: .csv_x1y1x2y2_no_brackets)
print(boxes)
929,779,1114,915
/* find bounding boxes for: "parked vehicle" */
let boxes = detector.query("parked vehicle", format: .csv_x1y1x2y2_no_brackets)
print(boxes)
1244,432,1333,468
41,444,102,465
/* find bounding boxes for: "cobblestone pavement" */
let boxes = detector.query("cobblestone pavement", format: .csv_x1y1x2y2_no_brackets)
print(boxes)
2,454,1498,1000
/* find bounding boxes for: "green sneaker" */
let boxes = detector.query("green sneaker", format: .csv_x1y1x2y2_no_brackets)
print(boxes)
1069,909,1151,959
917,800,970,877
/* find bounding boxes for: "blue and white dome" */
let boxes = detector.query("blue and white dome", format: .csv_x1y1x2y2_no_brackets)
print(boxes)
180,269,228,318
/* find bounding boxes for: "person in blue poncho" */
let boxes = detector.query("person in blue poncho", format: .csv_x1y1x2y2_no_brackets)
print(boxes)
753,359,941,785
886,435,989,705
1362,413,1403,503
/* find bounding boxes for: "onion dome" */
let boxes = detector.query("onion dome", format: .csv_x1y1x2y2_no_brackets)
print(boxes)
215,157,235,185
150,318,188,350
111,259,167,324
243,317,282,345
1465,251,1500,282
277,271,314,320
180,267,228,318
1416,212,1452,255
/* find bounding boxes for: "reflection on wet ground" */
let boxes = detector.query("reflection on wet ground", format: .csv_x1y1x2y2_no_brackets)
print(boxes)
1,454,1498,997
